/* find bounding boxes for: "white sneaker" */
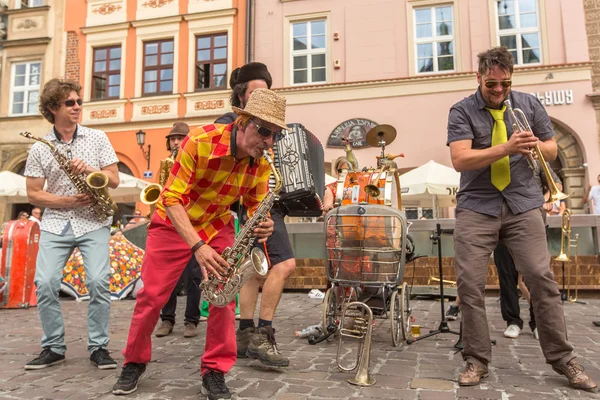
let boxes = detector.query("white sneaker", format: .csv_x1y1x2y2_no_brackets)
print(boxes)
199,315,208,322
504,324,521,338
533,328,539,340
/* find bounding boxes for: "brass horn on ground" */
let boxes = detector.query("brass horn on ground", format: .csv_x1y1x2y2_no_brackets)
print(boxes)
336,301,375,386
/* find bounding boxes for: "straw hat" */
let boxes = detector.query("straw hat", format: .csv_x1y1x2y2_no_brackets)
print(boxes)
232,88,287,131
165,122,189,138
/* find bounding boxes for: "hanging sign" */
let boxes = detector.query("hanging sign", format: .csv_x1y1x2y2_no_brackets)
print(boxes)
326,118,378,148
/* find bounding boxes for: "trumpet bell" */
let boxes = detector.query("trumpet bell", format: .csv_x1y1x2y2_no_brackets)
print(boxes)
364,184,380,198
140,183,162,205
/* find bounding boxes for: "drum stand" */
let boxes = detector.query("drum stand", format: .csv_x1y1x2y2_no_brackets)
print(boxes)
407,223,460,344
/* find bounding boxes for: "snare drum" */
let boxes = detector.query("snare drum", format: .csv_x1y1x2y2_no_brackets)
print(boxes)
334,169,401,207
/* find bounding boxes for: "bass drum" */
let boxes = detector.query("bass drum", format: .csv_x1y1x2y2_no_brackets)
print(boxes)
334,169,401,208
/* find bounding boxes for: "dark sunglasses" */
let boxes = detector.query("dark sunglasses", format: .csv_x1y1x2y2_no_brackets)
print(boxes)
484,80,512,89
251,119,284,142
63,99,83,107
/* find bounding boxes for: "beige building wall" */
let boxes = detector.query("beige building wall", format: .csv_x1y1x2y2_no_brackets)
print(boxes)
254,0,596,213
0,0,65,222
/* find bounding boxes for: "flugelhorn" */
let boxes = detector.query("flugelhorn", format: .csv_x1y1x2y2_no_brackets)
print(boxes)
504,100,568,203
336,301,375,386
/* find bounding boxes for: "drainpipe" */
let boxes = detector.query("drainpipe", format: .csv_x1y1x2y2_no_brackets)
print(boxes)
245,0,253,63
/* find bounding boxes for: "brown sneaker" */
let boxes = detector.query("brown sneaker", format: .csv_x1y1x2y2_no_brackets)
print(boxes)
552,358,598,392
155,320,174,337
236,327,255,358
246,326,289,367
458,363,489,386
183,322,198,338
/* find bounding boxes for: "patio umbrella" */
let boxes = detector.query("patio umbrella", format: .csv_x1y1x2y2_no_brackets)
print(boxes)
399,160,460,218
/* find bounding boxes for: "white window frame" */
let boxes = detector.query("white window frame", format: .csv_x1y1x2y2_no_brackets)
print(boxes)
9,61,42,117
495,0,542,66
413,4,456,74
16,0,44,8
290,19,327,86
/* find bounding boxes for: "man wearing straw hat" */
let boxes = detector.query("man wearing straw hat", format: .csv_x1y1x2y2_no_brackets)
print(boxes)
113,88,288,400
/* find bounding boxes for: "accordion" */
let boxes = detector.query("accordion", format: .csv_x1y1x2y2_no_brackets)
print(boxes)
273,123,324,217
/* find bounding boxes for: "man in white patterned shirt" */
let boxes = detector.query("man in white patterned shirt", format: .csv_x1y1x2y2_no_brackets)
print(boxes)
23,78,120,370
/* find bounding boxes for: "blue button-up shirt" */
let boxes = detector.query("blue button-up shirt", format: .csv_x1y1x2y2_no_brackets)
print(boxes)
447,89,555,217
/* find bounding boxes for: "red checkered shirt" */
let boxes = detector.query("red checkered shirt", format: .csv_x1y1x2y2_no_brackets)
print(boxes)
157,123,271,242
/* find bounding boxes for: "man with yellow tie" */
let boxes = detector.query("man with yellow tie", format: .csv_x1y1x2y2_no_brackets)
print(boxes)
447,46,596,392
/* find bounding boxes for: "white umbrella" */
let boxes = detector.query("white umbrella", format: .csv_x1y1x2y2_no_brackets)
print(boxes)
400,160,460,217
325,173,337,185
109,172,152,203
0,171,27,197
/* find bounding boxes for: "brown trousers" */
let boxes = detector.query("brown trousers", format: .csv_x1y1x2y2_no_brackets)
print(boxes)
454,202,574,367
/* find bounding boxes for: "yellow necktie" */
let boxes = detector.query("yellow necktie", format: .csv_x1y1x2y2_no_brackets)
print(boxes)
486,105,510,191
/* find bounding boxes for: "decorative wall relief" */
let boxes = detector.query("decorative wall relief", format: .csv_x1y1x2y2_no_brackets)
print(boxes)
17,19,38,30
141,0,173,8
90,109,118,119
141,105,170,115
194,100,224,110
92,3,123,15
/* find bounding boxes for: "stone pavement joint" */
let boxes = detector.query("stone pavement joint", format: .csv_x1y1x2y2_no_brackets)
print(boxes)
0,294,600,399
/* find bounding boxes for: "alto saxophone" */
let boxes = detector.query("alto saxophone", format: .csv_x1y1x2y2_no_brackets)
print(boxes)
202,150,282,307
20,131,118,222
140,148,177,218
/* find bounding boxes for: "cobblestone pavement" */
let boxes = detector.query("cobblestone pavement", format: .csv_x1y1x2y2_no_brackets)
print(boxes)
1,293,600,400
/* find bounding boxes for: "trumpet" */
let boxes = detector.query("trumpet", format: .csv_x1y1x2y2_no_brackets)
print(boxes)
364,153,405,198
504,100,568,203
336,301,375,386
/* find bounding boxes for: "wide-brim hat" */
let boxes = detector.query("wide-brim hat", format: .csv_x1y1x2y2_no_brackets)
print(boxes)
232,88,287,131
165,122,190,138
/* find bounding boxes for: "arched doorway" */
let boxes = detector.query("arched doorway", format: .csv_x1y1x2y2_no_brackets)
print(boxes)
551,120,587,213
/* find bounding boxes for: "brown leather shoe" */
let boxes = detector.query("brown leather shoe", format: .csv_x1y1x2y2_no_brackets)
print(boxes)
155,320,174,337
183,322,198,338
552,358,598,392
458,363,489,386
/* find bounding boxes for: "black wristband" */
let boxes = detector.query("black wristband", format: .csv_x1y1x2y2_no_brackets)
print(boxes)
191,239,206,253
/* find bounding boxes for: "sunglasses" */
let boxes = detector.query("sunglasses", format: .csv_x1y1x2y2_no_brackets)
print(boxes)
63,99,83,107
251,119,284,142
484,80,512,89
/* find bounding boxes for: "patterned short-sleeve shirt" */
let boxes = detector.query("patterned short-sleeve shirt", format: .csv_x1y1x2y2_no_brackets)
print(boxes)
24,125,119,238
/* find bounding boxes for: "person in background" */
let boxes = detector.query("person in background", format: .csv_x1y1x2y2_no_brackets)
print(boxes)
584,174,600,214
18,211,30,221
30,207,42,224
322,157,350,214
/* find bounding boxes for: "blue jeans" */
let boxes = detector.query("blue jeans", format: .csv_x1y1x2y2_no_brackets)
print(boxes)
35,225,111,355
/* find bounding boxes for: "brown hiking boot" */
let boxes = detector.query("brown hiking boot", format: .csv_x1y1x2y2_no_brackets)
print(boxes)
183,322,198,338
236,327,254,358
155,320,174,337
246,326,289,367
552,358,598,392
458,363,489,386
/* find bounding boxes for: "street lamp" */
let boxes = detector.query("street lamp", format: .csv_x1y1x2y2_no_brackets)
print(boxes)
135,129,151,170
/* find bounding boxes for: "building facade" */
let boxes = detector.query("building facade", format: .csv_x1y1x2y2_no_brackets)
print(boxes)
60,0,247,216
0,0,65,222
255,0,597,213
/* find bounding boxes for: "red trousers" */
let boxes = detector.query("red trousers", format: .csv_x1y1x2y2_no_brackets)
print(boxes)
122,213,236,376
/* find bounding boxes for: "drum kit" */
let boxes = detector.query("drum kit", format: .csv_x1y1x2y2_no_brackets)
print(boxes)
334,124,404,208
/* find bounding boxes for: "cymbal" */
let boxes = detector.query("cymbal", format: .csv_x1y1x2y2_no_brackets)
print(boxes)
366,124,397,147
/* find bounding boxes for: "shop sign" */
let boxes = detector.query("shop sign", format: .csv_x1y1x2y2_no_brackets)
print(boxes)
326,118,378,148
530,89,573,106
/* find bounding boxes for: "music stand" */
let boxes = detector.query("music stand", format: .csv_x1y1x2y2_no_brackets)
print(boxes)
407,220,460,344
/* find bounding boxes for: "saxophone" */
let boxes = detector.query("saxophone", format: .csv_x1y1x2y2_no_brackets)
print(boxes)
201,150,282,307
140,148,177,217
20,131,118,222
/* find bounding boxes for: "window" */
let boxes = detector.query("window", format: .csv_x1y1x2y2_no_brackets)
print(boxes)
17,0,44,8
291,20,326,85
414,5,454,73
195,33,228,90
142,39,174,95
497,0,541,65
10,61,41,116
92,46,121,99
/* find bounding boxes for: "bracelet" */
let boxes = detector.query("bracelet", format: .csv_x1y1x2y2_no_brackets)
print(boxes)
191,239,206,253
